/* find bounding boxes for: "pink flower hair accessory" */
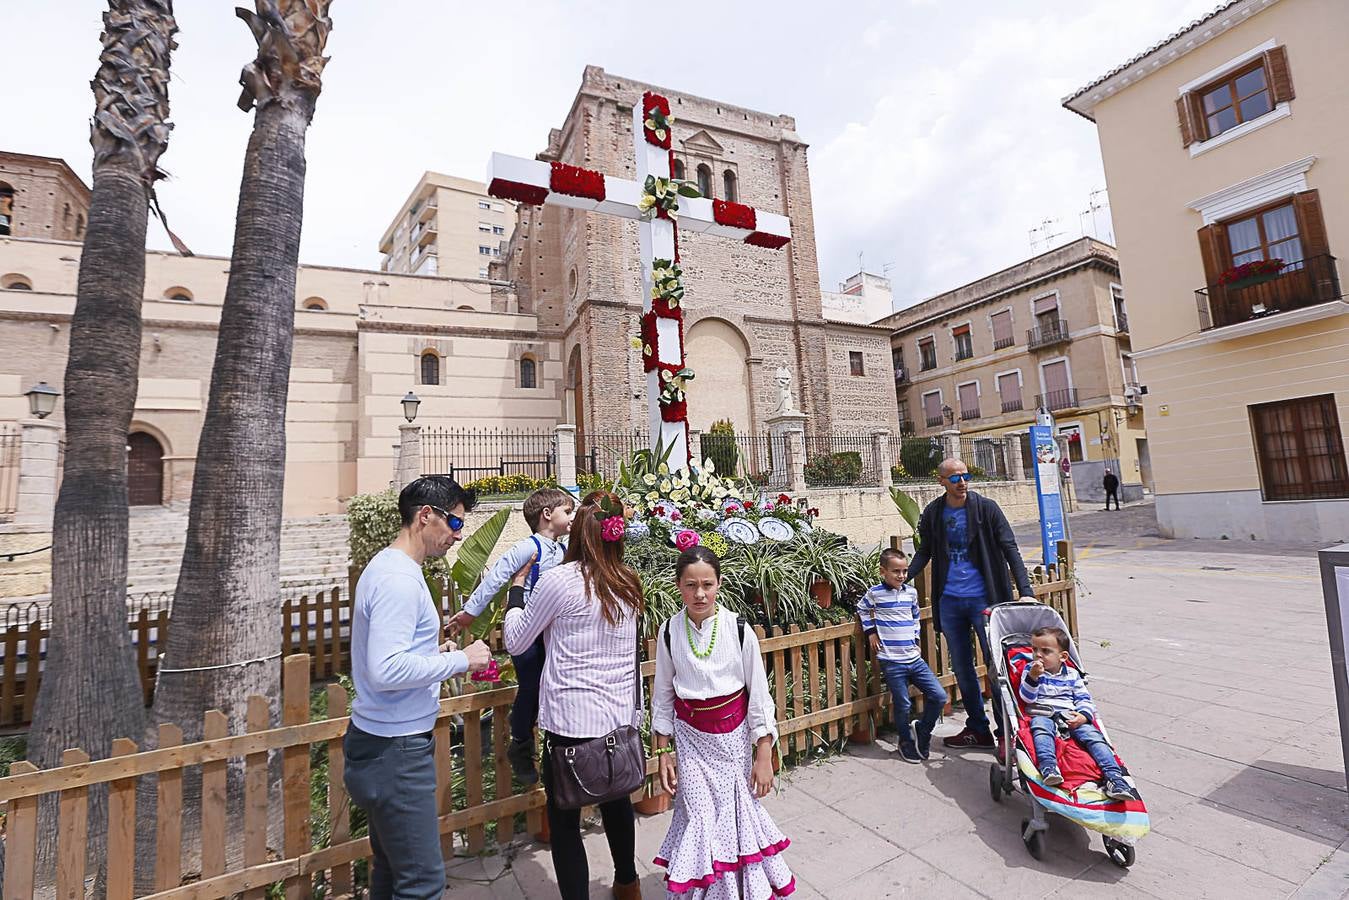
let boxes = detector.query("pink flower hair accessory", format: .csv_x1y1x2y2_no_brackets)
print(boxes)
601,516,626,542
674,529,700,551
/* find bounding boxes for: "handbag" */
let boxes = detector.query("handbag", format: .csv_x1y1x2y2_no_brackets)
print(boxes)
545,616,645,810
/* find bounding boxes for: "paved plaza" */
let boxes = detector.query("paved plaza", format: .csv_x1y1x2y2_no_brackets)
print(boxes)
445,503,1348,898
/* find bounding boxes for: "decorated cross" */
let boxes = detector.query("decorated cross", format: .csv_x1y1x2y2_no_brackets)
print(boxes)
486,91,792,473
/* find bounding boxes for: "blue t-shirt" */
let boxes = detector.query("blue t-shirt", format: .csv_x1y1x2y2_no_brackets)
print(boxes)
942,505,986,599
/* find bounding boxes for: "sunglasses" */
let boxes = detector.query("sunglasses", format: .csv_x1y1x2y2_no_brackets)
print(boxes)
428,505,465,532
947,473,974,484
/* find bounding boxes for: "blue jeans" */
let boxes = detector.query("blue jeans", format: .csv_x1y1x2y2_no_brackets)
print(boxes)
938,594,1000,738
879,657,948,745
509,637,546,744
1029,716,1123,782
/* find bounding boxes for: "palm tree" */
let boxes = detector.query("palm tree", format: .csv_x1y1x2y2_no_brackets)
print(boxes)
26,0,177,878
153,0,332,743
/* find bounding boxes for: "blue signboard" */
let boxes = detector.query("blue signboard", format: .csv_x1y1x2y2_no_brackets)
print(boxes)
1029,424,1067,568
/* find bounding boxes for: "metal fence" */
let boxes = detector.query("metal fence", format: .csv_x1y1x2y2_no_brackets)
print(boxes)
804,432,880,487
421,428,556,485
576,431,650,481
959,436,1013,480
0,424,19,521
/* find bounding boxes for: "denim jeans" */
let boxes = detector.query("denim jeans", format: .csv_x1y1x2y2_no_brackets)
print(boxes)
879,657,948,745
1029,715,1123,782
509,636,546,744
342,724,445,899
938,594,1001,738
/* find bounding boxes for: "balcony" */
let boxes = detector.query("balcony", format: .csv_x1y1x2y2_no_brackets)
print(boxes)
893,367,910,386
1036,388,1080,412
959,407,980,421
1001,398,1024,413
415,222,437,247
993,335,1015,351
925,414,944,428
417,198,437,222
1196,254,1342,331
1027,318,1070,350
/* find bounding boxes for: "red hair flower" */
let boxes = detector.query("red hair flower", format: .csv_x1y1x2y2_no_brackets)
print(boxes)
675,529,700,551
601,516,626,542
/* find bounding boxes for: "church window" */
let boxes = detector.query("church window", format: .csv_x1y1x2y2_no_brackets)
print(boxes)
672,158,686,181
520,356,537,389
164,286,193,302
0,182,14,235
1,273,33,290
302,297,327,311
696,164,712,199
723,170,737,203
420,351,440,386
848,351,864,376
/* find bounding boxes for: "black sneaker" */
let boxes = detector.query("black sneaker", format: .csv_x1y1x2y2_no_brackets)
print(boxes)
1105,777,1133,801
898,741,922,764
913,720,932,760
507,737,538,785
1041,765,1064,787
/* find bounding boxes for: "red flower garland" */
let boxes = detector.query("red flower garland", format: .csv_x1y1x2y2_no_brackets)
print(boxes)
745,231,791,250
640,312,660,372
651,289,683,319
655,361,690,422
713,199,757,231
487,178,548,207
672,226,680,263
642,91,672,149
549,161,606,201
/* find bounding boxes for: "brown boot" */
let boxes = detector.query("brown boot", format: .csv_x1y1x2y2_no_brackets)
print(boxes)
612,878,642,900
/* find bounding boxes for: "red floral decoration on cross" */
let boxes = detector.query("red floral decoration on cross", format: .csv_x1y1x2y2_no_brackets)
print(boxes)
642,91,673,149
640,312,660,372
713,199,757,231
487,178,548,207
745,231,792,250
549,161,606,201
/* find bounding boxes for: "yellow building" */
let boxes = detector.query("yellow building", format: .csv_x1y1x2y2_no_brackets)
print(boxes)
1065,0,1348,542
378,172,516,280
878,238,1148,502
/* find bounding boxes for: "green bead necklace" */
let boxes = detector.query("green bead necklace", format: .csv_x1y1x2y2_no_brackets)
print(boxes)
685,606,719,659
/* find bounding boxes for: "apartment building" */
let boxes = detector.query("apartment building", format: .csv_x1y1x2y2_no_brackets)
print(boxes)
1064,0,1348,542
877,238,1149,500
378,172,515,279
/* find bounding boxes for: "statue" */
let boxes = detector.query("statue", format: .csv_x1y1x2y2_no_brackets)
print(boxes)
774,365,796,414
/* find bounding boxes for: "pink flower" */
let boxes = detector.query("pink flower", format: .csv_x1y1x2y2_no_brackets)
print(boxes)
675,529,700,551
471,658,502,683
670,510,683,521
725,503,743,516
601,516,626,542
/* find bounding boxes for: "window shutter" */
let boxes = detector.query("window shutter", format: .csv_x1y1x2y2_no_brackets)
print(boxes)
1176,93,1200,147
1293,189,1329,259
1032,294,1059,315
1264,45,1295,104
991,310,1013,343
1197,222,1228,326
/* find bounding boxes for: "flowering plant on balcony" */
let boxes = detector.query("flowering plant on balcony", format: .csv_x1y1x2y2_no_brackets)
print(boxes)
1218,258,1285,286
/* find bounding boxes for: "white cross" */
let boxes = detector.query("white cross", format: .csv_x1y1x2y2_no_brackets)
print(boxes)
487,92,791,473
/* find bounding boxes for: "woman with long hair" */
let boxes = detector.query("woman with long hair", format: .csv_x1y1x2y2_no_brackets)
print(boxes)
504,490,645,900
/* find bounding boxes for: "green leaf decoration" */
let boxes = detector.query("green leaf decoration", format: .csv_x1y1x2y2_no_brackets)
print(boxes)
450,506,513,599
888,486,922,549
676,182,702,198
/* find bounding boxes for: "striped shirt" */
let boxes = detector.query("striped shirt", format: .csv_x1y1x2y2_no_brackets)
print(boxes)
1018,664,1096,719
503,562,641,739
857,583,921,663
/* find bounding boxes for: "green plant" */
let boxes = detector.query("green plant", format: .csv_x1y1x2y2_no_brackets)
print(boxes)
888,486,923,549
803,451,862,487
449,507,513,641
899,438,942,479
576,472,608,495
890,461,909,482
702,419,738,478
463,472,555,497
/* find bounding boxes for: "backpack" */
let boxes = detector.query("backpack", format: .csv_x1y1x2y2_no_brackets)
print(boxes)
527,535,543,591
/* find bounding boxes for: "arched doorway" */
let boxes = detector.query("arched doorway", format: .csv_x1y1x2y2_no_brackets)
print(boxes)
128,432,164,506
566,346,584,433
684,318,752,433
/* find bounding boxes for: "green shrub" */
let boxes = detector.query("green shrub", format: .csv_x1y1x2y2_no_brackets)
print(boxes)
702,418,739,476
347,489,405,573
899,438,942,479
463,472,555,497
576,472,609,495
804,451,862,486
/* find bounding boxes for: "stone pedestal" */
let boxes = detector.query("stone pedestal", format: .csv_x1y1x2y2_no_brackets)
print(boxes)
16,419,62,528
1006,431,1027,481
553,424,578,493
394,423,422,490
767,411,808,493
870,429,894,488
940,429,961,464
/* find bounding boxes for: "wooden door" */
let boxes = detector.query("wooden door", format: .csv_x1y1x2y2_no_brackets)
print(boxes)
128,432,163,506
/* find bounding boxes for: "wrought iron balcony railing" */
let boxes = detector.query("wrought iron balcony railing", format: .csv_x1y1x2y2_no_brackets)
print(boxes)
1196,254,1342,331
1027,318,1070,350
1035,388,1079,412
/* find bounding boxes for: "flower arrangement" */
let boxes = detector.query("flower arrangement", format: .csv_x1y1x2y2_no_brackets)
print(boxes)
650,258,685,315
470,658,502,683
549,161,606,201
1218,258,1285,286
657,365,695,421
713,198,757,230
487,178,548,207
642,91,674,148
638,174,701,221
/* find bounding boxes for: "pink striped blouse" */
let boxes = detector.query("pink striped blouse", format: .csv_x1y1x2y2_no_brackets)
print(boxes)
503,562,642,739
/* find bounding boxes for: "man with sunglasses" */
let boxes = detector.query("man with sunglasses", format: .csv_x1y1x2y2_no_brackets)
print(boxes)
907,459,1035,755
344,475,493,898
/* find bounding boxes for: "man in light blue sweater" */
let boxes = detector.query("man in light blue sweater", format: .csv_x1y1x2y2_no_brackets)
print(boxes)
344,476,492,899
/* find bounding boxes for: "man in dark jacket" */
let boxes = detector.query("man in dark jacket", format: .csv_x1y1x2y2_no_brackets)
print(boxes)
908,458,1035,752
1103,468,1121,510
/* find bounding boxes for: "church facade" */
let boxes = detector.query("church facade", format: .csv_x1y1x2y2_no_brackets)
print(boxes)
0,69,896,517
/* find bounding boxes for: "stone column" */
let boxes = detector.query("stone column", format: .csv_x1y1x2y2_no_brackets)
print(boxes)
554,423,578,494
870,428,894,488
1006,431,1027,480
766,410,808,493
15,419,62,528
940,429,962,463
394,423,422,490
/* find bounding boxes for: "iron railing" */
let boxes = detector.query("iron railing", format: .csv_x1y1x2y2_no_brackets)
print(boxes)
959,407,980,421
958,436,1012,479
925,414,944,428
1036,388,1080,412
1027,318,1070,350
421,428,555,485
1001,398,1024,413
892,435,944,480
993,335,1015,350
803,433,880,487
1196,254,1341,331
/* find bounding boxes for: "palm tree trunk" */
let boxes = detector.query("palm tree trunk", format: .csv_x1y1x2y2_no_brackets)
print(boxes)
26,0,177,887
149,5,332,871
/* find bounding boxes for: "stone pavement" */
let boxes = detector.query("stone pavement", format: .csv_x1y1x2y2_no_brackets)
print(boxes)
444,502,1348,898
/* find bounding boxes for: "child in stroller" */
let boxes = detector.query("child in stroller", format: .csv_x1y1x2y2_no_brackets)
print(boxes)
988,601,1148,866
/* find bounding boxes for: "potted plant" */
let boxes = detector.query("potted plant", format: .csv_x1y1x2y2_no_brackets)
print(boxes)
634,778,672,815
1218,257,1286,290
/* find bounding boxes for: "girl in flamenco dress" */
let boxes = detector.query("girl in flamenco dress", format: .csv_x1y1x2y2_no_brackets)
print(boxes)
651,546,796,899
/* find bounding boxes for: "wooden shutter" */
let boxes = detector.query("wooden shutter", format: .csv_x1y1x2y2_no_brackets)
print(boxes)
991,310,1013,344
1197,222,1229,325
1042,361,1070,395
998,372,1021,405
1032,294,1059,315
1264,45,1295,103
1293,189,1329,259
1176,93,1202,147
959,382,979,415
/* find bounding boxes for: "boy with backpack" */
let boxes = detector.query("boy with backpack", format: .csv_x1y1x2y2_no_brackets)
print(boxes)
448,487,575,783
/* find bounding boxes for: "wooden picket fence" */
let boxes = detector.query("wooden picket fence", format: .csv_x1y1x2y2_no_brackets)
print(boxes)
0,541,1076,898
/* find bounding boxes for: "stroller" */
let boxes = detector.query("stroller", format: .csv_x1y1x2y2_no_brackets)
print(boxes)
987,601,1148,867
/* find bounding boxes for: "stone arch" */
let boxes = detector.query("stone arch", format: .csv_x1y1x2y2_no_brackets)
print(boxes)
127,429,166,506
723,169,738,202
164,285,194,302
684,316,753,434
566,344,584,431
696,164,713,199
301,295,327,310
1,273,33,290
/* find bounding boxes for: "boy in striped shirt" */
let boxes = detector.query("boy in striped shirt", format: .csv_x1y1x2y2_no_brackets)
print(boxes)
1020,626,1132,800
858,549,948,763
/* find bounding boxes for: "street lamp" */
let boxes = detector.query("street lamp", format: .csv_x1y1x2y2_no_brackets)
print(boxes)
25,382,59,419
401,391,421,423
941,404,954,427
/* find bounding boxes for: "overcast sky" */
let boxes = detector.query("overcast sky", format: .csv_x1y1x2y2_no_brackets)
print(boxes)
5,0,1220,310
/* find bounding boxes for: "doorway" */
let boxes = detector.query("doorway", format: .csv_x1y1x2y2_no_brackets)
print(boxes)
1135,437,1153,492
128,432,164,506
